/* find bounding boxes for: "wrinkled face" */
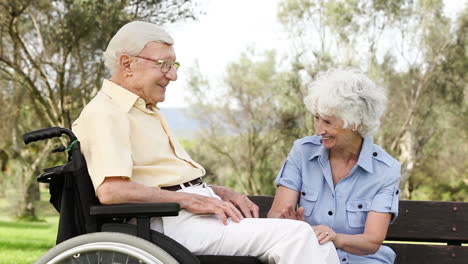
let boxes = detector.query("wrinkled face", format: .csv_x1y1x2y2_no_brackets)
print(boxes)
314,114,355,150
128,42,177,105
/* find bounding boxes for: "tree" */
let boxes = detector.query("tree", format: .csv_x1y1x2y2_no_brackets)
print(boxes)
0,0,198,220
186,50,311,195
277,0,467,199
186,0,466,199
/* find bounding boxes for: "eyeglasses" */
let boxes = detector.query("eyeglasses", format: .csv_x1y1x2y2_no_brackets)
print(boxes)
134,56,180,73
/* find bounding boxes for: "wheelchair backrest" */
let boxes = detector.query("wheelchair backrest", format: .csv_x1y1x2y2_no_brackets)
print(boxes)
24,127,102,244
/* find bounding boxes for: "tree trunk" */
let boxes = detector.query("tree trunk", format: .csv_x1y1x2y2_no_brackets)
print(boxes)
13,141,52,221
399,129,419,199
16,179,40,220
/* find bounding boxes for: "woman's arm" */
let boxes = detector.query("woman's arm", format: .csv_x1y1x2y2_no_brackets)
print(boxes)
314,211,391,255
271,187,391,255
268,186,301,219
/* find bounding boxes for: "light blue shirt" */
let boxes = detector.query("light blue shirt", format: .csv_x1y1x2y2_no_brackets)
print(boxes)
275,135,401,264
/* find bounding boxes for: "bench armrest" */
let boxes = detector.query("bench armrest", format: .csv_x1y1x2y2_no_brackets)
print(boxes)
90,203,180,218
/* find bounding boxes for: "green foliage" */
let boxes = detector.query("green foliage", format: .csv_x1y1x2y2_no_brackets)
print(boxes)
278,0,314,24
187,50,309,195
323,0,360,43
274,0,467,200
187,0,467,201
0,0,198,219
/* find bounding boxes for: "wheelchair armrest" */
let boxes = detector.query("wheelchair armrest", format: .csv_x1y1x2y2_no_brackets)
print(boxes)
90,203,180,218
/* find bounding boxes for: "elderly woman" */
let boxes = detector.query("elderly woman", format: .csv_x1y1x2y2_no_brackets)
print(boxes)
268,68,401,264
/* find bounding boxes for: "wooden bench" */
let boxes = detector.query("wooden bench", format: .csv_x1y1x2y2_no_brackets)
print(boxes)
248,196,468,264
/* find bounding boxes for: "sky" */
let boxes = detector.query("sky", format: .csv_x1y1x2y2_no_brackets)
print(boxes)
160,0,467,108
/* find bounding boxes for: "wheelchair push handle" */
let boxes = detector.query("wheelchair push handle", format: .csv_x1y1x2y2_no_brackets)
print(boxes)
23,127,77,144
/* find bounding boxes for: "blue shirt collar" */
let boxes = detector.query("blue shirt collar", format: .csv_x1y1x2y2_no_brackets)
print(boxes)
303,136,324,161
357,136,374,173
307,135,374,174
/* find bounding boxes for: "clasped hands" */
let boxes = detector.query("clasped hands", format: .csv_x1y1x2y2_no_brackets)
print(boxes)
181,186,259,225
280,205,336,245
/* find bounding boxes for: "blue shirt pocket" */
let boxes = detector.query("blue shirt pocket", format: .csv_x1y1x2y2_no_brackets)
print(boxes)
346,199,371,228
299,185,319,216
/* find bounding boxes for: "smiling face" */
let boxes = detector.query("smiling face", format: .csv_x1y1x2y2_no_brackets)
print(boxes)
314,114,357,150
124,42,177,105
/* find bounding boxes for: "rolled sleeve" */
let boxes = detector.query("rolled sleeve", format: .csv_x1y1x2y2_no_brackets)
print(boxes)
275,147,302,192
73,109,133,190
370,163,401,224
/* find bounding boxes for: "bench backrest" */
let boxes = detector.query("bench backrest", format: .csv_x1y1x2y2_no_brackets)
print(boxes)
248,196,468,264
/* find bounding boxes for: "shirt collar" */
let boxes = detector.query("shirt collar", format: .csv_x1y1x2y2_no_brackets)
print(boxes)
306,136,327,161
307,135,374,174
101,79,139,113
356,136,374,173
133,97,160,114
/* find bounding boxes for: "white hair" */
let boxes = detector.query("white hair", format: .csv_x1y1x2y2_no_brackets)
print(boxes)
103,21,174,75
304,68,387,137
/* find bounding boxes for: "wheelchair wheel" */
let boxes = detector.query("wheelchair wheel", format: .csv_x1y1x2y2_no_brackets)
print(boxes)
35,232,179,264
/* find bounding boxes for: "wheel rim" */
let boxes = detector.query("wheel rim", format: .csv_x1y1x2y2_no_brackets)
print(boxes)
47,242,165,264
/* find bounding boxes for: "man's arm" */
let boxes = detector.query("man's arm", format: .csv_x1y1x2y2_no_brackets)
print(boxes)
96,177,244,225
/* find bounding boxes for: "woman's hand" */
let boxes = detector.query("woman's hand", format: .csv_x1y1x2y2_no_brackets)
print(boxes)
312,225,337,245
279,204,305,221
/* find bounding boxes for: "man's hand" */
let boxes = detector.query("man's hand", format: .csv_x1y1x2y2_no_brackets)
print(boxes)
211,186,259,218
179,192,245,225
279,204,305,221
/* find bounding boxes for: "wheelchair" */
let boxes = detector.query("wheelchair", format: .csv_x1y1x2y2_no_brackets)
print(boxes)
24,127,262,264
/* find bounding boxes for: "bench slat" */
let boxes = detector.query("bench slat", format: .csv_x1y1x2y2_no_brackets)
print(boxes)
387,201,468,243
248,196,468,264
249,196,468,243
386,243,468,264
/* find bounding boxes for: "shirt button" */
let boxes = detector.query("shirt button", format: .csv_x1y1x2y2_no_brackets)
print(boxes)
358,204,363,209
342,258,347,262
396,190,400,195
301,191,306,196
328,210,333,216
373,152,378,156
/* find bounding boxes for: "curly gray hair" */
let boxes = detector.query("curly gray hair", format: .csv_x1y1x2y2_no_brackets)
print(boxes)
103,21,174,75
304,68,387,137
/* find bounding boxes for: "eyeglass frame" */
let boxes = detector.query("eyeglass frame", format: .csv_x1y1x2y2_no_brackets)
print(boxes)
133,56,180,73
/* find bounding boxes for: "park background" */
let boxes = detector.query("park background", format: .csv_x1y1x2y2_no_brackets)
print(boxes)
0,0,466,263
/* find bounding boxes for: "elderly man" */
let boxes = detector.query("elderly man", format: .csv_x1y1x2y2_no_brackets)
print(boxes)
72,21,338,264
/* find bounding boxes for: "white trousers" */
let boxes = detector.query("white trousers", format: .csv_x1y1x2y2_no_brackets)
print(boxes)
153,184,339,264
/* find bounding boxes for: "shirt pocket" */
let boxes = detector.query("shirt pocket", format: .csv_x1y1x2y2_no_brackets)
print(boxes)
346,199,371,228
299,185,319,216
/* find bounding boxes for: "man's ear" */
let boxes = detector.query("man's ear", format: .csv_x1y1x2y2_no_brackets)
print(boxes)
119,54,133,77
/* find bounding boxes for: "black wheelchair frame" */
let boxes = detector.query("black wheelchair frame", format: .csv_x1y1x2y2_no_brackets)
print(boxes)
24,127,262,264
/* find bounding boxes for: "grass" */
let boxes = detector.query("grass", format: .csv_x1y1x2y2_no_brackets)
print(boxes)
0,216,58,264
0,190,58,264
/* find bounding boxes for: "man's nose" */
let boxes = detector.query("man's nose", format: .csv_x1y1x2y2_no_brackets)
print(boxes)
165,66,177,81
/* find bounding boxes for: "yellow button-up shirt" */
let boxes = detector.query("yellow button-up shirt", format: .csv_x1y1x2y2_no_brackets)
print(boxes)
72,79,205,190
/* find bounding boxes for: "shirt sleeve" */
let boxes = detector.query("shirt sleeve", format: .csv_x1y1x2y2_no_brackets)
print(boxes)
275,144,302,192
73,108,133,190
370,162,401,224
